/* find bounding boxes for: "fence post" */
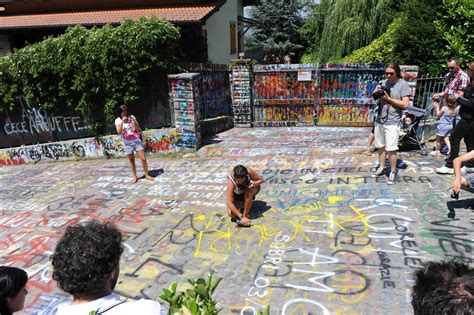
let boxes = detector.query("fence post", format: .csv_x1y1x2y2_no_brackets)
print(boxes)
168,73,202,149
230,59,253,127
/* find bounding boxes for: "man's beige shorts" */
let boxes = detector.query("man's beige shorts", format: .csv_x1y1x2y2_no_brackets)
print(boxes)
374,123,399,151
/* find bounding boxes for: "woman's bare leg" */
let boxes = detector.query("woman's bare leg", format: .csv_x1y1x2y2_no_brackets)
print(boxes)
128,153,138,183
137,150,153,181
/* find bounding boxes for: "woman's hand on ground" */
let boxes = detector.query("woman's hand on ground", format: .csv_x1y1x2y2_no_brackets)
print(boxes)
242,217,252,226
452,179,461,193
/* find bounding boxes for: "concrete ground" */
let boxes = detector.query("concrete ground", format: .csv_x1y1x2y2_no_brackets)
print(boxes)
1,127,472,315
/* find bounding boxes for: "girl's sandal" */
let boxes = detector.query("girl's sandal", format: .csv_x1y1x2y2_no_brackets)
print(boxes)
236,218,251,227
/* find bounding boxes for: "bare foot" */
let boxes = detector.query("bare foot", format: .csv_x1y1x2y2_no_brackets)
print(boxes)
145,175,154,181
131,176,138,183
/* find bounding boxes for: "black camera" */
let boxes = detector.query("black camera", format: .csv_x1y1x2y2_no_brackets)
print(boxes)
451,191,459,200
373,86,391,100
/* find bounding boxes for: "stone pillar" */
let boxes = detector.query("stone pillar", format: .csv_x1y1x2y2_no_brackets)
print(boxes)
230,60,253,127
168,73,201,149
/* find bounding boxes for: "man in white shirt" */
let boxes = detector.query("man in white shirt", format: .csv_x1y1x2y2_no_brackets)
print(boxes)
51,221,164,314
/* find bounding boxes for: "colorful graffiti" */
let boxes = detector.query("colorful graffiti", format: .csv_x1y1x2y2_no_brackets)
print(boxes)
169,73,201,149
252,64,319,127
0,127,469,314
317,66,384,126
0,128,187,166
230,65,253,127
0,97,92,149
198,71,232,120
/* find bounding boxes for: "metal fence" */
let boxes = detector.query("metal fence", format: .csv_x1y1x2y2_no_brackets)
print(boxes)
413,75,444,109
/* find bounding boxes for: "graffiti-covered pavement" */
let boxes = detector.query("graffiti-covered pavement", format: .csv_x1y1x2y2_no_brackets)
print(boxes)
1,127,473,314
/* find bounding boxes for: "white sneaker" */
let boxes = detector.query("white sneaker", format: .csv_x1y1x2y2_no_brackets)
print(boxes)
387,172,397,185
372,167,386,177
436,166,454,174
461,166,474,173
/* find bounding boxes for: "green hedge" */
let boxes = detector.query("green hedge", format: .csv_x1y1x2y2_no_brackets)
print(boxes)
0,17,181,133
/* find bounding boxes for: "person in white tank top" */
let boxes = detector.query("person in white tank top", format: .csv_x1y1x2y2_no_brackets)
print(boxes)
226,165,263,227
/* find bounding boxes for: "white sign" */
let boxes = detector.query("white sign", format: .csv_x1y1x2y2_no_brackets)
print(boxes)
297,71,312,81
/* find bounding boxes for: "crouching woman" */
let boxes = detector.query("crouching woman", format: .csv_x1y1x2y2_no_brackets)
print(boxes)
226,165,263,227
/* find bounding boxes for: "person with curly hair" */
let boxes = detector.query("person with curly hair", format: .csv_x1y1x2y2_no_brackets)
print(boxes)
51,220,164,314
411,260,474,314
0,266,28,315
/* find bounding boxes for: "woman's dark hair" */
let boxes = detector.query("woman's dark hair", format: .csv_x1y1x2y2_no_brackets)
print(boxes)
0,266,28,315
233,165,249,179
118,104,128,117
50,220,124,297
386,62,402,78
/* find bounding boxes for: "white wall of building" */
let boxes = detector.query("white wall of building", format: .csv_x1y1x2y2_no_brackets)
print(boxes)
203,0,243,64
0,35,10,56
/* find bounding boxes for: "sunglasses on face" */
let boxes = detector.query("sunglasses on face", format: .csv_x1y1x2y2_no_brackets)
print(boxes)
385,72,395,76
448,66,455,70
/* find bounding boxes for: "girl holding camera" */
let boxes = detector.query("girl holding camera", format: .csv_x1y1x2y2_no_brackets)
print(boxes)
115,105,153,183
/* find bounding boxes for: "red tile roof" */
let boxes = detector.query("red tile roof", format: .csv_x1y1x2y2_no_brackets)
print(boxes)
0,5,217,29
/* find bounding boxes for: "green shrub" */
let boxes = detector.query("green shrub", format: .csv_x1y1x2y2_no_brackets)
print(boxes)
0,17,180,133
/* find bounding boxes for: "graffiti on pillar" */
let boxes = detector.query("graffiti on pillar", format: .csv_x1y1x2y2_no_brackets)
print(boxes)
317,65,384,126
230,65,252,127
400,65,419,107
169,74,201,148
0,97,92,149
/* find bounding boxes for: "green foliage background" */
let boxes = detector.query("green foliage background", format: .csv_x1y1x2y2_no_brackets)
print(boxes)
246,0,305,63
301,0,473,74
0,17,180,133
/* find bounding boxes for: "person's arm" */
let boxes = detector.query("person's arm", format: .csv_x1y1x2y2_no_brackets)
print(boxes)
383,93,409,110
454,93,474,110
433,103,444,118
115,118,124,135
132,115,142,133
247,167,263,188
452,151,474,193
226,180,243,218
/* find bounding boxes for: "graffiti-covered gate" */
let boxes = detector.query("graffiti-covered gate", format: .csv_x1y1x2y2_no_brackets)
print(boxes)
230,62,419,127
252,64,319,126
318,64,384,126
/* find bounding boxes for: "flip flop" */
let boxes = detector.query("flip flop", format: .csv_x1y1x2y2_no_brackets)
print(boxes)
236,219,251,227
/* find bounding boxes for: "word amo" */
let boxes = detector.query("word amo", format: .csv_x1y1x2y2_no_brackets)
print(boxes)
266,175,432,185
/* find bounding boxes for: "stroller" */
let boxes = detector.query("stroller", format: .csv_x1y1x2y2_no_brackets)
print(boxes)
398,106,429,155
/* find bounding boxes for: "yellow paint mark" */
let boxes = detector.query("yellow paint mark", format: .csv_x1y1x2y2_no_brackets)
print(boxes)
327,196,343,203
195,214,206,221
325,205,368,236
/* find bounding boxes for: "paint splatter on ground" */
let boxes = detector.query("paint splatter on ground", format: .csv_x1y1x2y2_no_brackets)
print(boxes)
1,127,472,315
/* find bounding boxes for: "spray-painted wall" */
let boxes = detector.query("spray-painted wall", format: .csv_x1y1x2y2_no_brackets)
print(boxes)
0,97,93,149
0,128,189,166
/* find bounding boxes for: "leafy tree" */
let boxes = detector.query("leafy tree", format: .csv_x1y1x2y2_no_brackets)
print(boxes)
246,0,305,63
343,0,444,74
433,0,474,72
0,17,180,133
391,0,443,74
302,0,400,63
